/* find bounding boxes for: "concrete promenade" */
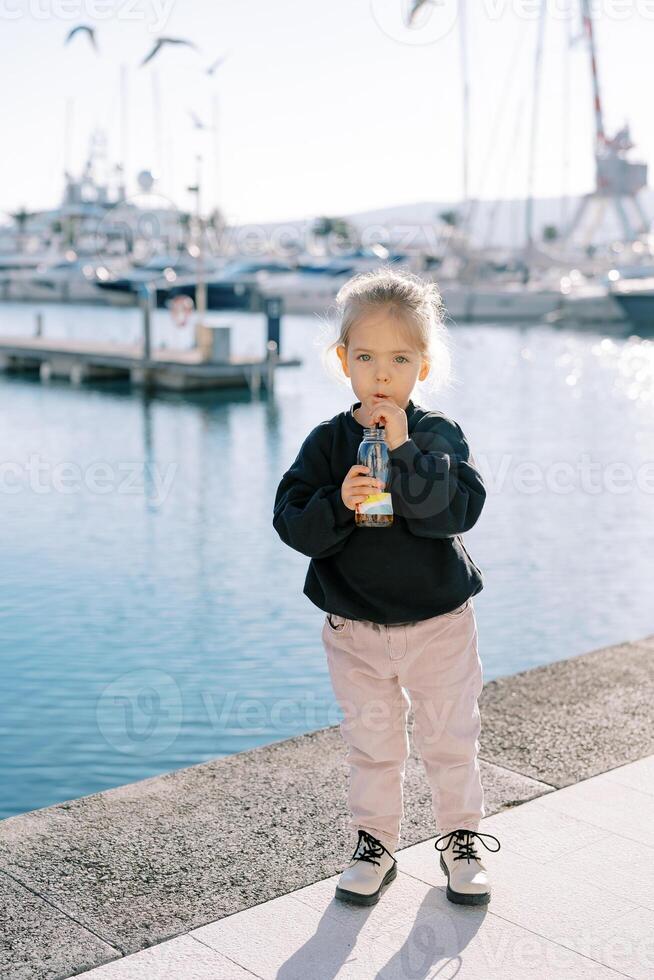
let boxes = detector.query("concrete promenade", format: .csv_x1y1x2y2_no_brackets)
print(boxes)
1,632,653,978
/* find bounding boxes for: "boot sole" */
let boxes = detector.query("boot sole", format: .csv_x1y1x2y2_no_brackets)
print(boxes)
439,854,490,906
335,861,397,907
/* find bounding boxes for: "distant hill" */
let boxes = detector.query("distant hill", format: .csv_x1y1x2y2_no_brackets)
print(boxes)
343,190,654,250
239,190,654,251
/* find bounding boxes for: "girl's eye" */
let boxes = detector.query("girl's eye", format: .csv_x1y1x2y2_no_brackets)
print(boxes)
356,354,409,363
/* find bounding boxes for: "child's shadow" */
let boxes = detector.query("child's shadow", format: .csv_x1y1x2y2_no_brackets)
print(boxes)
276,879,486,979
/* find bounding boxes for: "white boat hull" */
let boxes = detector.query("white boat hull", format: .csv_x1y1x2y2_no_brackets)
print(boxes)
1,273,134,306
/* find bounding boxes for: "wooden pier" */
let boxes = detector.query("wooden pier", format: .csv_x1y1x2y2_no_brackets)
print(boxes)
0,295,299,393
0,335,299,393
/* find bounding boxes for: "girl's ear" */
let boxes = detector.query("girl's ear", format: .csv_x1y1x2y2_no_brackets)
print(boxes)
336,344,349,376
419,359,430,381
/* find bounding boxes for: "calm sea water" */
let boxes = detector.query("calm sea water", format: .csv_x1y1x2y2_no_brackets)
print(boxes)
1,302,653,818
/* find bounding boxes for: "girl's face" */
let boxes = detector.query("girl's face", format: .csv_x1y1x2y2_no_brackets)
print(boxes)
336,307,430,410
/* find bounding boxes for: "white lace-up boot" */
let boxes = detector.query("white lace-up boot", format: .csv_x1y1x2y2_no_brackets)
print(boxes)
335,829,398,906
434,829,501,906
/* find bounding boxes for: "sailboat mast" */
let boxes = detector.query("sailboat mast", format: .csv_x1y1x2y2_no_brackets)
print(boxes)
561,3,572,231
460,0,469,215
211,91,220,213
64,97,74,177
119,63,128,198
525,0,547,257
151,69,164,187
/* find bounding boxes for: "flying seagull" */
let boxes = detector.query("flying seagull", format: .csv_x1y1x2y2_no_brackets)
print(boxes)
140,37,199,67
188,109,213,131
406,0,444,26
206,51,230,76
65,25,98,50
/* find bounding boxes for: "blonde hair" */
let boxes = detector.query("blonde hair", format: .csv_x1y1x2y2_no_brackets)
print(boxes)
317,264,458,400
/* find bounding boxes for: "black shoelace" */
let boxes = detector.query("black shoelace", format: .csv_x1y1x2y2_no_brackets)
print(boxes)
350,829,390,867
434,829,501,863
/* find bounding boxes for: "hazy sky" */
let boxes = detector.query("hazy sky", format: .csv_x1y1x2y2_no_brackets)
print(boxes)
0,0,651,225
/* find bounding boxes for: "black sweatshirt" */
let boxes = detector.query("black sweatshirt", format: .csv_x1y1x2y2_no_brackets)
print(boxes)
272,398,486,625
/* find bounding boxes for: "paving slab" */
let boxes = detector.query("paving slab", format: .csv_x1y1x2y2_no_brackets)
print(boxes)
68,935,258,979
529,770,654,844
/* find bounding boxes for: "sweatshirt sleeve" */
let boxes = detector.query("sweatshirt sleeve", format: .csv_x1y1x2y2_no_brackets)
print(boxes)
272,425,356,559
386,416,486,538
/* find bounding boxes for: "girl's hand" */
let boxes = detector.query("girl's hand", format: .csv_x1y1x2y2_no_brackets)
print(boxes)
368,396,409,451
340,464,385,511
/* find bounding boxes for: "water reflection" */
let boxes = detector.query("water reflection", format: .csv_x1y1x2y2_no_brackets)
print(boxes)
0,307,652,817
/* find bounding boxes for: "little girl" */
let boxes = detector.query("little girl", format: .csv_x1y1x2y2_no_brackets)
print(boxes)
273,266,500,909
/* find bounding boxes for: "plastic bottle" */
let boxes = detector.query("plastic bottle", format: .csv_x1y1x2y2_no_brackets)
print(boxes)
355,425,394,527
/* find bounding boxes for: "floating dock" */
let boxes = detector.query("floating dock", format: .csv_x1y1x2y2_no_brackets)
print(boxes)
0,335,299,392
0,295,300,392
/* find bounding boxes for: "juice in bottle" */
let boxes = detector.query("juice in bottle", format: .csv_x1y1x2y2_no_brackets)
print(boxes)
356,425,393,527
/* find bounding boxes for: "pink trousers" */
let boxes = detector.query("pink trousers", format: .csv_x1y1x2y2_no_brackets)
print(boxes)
321,597,485,853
